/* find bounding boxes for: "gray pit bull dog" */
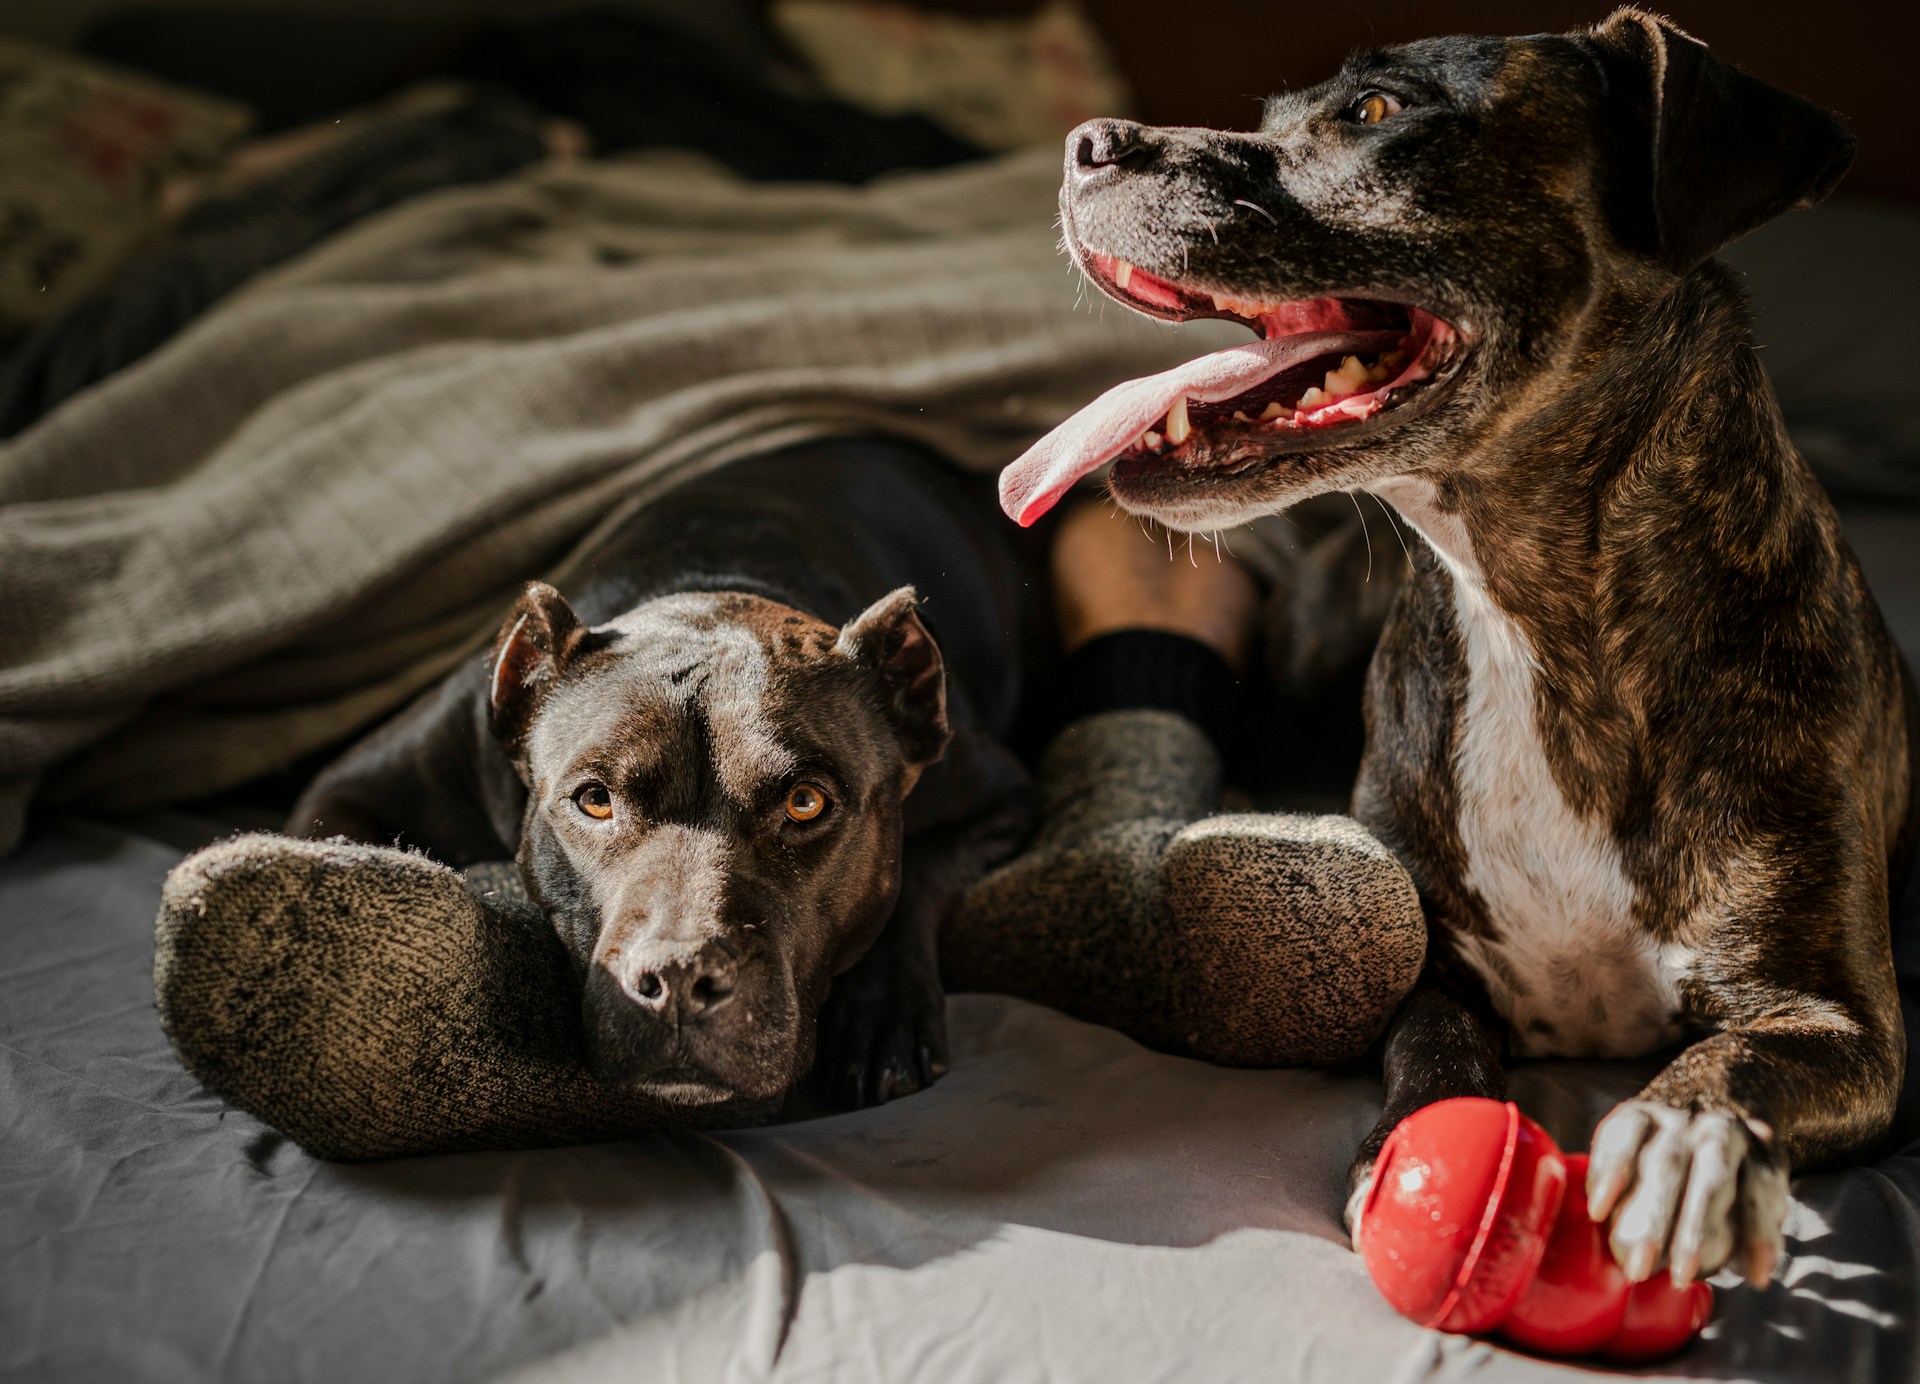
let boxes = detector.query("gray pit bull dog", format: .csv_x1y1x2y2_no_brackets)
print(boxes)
293,442,1030,1111
1001,10,1913,1289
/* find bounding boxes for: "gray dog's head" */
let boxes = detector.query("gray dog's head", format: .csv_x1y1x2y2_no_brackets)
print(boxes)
1001,8,1854,531
487,582,950,1104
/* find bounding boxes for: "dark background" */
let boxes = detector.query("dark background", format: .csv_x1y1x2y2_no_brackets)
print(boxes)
1065,0,1919,202
4,0,1914,200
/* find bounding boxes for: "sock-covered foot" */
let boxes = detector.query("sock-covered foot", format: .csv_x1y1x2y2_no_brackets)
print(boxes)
944,710,1216,1050
948,710,1424,1066
1159,813,1422,1065
154,833,775,1160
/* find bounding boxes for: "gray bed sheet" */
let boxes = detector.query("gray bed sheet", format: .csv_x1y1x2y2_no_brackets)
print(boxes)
4,812,1919,1384
8,509,1920,1384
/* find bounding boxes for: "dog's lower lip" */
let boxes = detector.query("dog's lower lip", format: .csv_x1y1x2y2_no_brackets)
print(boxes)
633,1067,736,1103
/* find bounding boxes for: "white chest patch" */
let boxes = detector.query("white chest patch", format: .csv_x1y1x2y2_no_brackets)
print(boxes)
1368,480,1687,1059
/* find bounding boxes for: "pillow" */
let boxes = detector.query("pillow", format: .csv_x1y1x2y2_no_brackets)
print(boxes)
770,0,1134,150
0,36,248,329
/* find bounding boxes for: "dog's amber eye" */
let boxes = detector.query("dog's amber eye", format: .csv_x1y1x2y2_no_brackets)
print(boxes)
574,783,614,820
1353,92,1403,125
784,783,830,823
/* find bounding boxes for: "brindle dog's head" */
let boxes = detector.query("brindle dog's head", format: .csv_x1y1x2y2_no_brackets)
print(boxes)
487,582,950,1105
1006,8,1853,531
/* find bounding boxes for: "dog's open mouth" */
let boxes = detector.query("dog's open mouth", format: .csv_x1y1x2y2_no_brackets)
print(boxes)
999,251,1468,526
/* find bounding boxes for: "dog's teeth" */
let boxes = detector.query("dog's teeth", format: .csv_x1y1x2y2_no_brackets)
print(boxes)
1233,410,1253,423
1165,396,1191,444
1324,355,1372,397
1365,362,1392,383
1299,386,1328,409
1259,400,1287,420
1116,260,1134,289
1143,429,1162,449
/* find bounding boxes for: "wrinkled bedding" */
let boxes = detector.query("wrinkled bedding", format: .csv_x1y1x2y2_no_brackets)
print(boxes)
0,147,1238,855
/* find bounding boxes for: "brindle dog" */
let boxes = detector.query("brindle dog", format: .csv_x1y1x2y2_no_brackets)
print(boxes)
999,9,1912,1287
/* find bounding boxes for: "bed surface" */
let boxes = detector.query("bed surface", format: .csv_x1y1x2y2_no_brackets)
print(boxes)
7,781,1920,1383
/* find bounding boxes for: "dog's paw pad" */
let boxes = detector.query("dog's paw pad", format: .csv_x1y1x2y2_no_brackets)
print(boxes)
813,972,949,1111
1587,1099,1786,1285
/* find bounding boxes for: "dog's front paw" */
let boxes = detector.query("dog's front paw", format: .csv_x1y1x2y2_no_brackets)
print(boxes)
1587,1099,1788,1285
811,956,949,1110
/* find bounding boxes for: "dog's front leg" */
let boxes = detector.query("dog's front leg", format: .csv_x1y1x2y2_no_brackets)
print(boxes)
814,731,1032,1108
1587,1002,1902,1285
813,890,948,1109
1344,984,1507,1240
289,661,523,865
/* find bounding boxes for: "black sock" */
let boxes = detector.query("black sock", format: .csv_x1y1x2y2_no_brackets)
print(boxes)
1052,630,1245,754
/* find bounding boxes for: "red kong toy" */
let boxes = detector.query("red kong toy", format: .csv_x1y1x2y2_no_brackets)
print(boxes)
1355,1098,1714,1362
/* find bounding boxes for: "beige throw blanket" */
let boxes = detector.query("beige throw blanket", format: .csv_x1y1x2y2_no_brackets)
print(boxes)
0,148,1239,854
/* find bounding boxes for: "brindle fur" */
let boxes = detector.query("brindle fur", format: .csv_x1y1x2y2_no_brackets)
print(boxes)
1359,266,1911,1170
1054,9,1910,1280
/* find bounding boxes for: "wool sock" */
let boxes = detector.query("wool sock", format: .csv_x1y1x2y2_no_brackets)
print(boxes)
947,709,1425,1066
154,833,775,1160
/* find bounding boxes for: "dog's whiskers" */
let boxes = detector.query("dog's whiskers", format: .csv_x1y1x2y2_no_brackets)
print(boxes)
1068,262,1093,314
1232,198,1279,228
1367,489,1415,569
1346,488,1374,583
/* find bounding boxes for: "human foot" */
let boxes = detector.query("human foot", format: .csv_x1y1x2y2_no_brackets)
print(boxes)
155,834,774,1160
1050,501,1259,669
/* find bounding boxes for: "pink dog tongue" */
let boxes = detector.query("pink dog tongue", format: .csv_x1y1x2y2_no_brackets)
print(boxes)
999,330,1395,526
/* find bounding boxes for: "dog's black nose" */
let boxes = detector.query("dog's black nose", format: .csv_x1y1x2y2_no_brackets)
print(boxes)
623,942,738,1018
1068,118,1154,186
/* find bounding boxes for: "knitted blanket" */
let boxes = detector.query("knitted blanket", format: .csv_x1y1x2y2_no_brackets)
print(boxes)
0,147,1237,853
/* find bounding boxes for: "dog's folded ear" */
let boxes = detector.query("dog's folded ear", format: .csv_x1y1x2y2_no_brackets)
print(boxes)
1587,7,1854,274
833,585,953,770
489,581,590,752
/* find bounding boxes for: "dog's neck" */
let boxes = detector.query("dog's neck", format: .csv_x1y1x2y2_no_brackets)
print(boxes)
1367,261,1813,672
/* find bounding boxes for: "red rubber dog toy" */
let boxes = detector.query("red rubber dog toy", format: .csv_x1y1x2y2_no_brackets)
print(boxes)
1356,1097,1713,1361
